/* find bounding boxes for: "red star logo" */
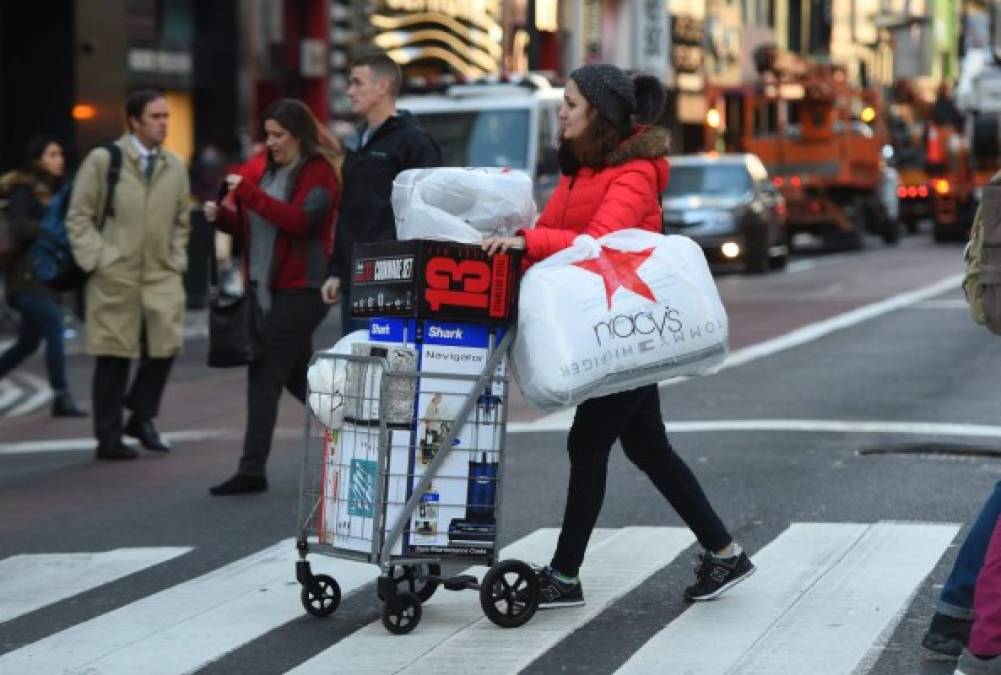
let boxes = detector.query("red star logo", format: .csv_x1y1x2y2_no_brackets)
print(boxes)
572,245,657,310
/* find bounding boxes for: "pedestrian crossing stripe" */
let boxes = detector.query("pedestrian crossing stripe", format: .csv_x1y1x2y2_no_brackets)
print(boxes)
0,547,192,624
0,522,960,674
0,540,370,674
288,527,695,675
615,521,961,674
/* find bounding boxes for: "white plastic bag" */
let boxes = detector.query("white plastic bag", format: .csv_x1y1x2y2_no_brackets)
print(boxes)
511,230,729,411
307,330,419,430
307,330,369,429
393,167,537,243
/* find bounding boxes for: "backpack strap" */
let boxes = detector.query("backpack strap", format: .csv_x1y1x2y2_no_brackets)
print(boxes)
98,142,123,232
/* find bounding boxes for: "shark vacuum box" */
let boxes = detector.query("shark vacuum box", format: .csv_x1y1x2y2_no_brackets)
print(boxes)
349,239,521,324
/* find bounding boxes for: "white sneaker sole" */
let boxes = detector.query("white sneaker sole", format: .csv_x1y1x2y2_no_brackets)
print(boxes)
537,599,586,609
686,565,757,601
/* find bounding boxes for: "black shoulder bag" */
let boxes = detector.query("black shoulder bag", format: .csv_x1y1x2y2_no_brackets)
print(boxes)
206,185,262,368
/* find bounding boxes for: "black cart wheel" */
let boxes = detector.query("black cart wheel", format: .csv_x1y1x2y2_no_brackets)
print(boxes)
378,563,441,603
480,560,539,628
301,573,341,617
382,591,422,634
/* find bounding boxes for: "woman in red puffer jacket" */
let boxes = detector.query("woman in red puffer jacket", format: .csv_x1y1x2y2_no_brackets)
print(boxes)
483,64,754,608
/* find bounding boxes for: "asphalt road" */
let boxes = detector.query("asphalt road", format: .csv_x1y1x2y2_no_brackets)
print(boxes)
0,231,996,674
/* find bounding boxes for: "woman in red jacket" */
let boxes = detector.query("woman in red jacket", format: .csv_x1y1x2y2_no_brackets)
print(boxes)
204,99,342,495
484,64,754,607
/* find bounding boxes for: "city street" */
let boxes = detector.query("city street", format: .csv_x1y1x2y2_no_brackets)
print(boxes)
1,232,997,674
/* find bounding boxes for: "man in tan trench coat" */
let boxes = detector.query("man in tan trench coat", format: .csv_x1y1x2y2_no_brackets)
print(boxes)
67,90,190,460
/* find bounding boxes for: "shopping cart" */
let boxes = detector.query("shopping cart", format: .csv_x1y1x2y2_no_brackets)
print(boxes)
294,328,540,634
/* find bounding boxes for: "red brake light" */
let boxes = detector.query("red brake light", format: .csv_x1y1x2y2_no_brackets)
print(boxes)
897,187,907,198
790,176,802,188
906,186,918,198
773,177,784,188
918,185,929,197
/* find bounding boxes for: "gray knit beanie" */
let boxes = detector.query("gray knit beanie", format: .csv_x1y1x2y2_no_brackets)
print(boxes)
569,64,666,126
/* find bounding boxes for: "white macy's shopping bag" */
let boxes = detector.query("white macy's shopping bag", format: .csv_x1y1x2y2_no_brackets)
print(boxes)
512,229,729,411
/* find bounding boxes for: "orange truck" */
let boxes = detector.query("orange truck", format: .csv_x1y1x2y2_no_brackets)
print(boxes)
924,121,981,241
704,47,899,249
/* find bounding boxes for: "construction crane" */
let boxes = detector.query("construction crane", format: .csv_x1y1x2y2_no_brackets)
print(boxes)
705,45,900,250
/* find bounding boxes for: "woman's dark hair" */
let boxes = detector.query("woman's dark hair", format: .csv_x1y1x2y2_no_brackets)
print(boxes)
24,134,59,168
125,89,165,123
260,98,343,178
22,134,63,185
563,111,632,169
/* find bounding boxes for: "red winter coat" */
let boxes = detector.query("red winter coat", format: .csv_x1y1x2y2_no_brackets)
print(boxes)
521,126,670,265
216,154,340,290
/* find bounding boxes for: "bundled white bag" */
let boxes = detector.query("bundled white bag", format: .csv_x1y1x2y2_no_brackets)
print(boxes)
307,330,369,429
393,167,537,243
512,230,729,411
307,330,418,430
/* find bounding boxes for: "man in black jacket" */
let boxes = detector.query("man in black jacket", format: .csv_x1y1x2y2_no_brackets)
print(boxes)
321,52,441,334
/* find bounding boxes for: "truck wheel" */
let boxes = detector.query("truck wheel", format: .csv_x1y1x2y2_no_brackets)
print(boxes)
744,229,770,274
881,217,901,245
933,221,952,242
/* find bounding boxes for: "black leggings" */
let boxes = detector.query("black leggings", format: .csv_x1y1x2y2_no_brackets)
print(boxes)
551,384,731,577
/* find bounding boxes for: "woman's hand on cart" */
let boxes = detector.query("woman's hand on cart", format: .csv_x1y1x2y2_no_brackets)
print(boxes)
481,235,525,256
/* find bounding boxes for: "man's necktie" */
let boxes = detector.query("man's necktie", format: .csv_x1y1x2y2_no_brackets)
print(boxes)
144,153,156,183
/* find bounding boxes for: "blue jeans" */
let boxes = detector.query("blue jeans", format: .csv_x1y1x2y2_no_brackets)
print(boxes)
0,291,68,391
939,481,1001,620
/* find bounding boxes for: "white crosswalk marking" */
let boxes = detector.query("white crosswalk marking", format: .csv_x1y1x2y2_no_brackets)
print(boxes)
0,539,372,674
616,521,960,675
0,523,963,674
289,526,696,675
0,547,191,623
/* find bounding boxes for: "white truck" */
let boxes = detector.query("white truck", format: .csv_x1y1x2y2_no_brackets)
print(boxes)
397,77,564,208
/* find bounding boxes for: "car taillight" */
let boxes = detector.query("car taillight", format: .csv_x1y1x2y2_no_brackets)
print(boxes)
790,176,802,188
918,185,929,197
906,186,918,198
897,187,907,198
773,176,785,188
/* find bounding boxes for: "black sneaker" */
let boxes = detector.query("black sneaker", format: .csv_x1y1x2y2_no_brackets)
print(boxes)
684,550,755,601
535,566,585,608
956,648,1001,674
923,612,973,659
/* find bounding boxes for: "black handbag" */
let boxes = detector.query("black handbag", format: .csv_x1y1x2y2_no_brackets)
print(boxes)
206,243,261,368
207,292,260,368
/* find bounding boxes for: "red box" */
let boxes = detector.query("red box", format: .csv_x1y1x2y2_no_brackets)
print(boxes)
350,240,521,324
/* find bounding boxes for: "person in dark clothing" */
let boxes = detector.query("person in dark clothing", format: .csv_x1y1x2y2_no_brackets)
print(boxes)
320,51,441,333
0,135,86,417
204,99,341,496
932,83,964,132
483,64,754,608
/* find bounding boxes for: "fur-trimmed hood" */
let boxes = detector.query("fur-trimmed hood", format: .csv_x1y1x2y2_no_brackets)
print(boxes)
0,169,54,205
606,125,670,166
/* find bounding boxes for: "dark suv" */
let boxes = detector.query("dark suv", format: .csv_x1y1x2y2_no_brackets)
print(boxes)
662,154,788,274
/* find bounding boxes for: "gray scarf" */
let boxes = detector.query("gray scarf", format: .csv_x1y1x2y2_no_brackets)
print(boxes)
248,162,296,314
